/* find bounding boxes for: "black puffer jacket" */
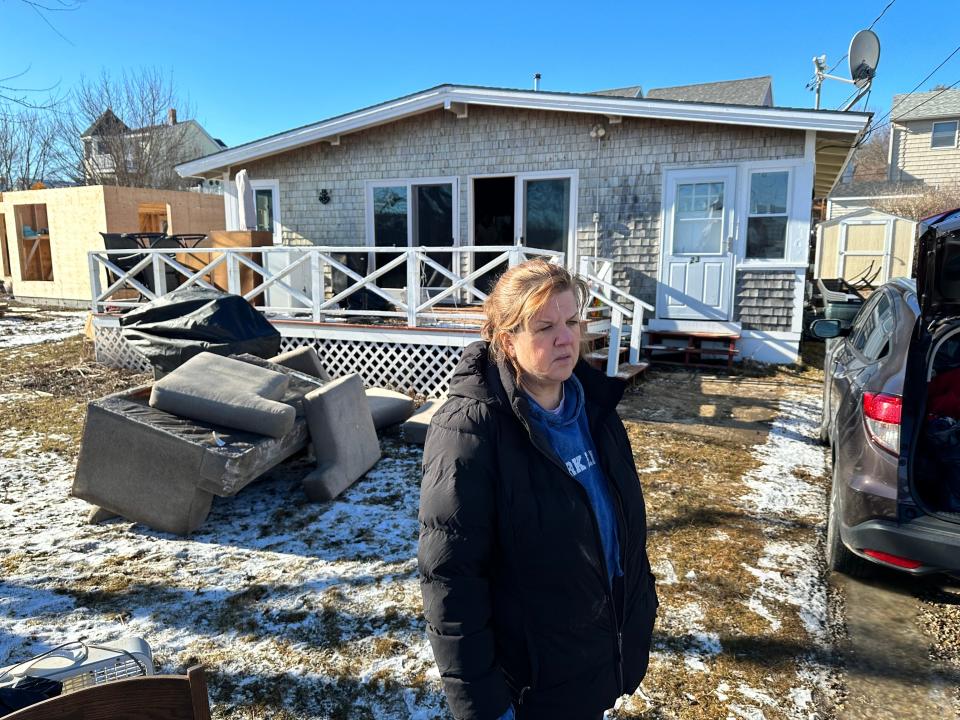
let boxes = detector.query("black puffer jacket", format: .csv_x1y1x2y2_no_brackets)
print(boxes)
418,342,658,720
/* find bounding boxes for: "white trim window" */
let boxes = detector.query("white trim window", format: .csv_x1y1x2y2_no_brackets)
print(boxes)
745,169,790,260
931,120,958,149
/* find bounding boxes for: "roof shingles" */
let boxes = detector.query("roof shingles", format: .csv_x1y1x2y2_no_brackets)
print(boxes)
645,76,773,107
892,89,960,122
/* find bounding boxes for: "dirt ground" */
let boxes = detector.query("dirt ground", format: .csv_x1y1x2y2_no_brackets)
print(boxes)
2,306,959,719
611,358,835,719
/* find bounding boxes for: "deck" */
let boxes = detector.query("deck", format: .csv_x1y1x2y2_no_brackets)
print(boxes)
88,245,652,396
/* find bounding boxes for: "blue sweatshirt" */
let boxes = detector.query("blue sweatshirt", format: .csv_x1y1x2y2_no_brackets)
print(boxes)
526,375,624,587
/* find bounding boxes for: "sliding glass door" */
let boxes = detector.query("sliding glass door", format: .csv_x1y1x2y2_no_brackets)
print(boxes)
367,177,458,290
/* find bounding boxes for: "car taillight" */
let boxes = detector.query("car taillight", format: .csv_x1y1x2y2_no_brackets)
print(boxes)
862,549,922,570
863,392,902,455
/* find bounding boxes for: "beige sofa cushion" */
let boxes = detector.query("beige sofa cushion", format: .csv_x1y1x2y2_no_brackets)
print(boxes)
149,352,295,438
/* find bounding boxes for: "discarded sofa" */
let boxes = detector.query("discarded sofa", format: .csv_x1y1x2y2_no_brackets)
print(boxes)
72,350,326,535
365,387,415,430
301,374,381,502
401,398,444,445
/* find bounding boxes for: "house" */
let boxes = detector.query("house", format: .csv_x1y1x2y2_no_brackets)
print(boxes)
888,89,960,187
828,90,960,220
172,82,868,364
825,179,925,220
0,185,224,307
82,108,226,192
645,76,774,107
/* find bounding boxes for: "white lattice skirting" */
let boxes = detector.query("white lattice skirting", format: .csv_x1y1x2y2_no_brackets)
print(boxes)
93,324,466,397
94,326,153,374
279,337,462,398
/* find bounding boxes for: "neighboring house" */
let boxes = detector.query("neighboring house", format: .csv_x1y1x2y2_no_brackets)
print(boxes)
827,90,960,220
589,76,774,106
82,108,226,192
825,179,925,220
0,185,224,307
175,82,868,362
645,76,774,107
814,207,916,284
889,89,960,187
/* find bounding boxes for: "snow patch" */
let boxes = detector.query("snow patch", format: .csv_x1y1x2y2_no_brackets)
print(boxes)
0,313,86,349
651,558,678,585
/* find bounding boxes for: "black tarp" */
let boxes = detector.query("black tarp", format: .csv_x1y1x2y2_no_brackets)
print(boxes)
119,287,281,375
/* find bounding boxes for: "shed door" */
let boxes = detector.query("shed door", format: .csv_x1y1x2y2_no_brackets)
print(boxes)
658,167,736,320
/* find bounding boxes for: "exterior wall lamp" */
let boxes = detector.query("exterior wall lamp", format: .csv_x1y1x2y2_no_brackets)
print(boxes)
318,189,331,204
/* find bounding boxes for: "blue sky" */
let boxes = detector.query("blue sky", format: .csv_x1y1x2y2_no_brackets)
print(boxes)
3,0,956,147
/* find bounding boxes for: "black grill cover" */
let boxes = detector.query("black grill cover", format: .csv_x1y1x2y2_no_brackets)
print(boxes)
119,287,281,375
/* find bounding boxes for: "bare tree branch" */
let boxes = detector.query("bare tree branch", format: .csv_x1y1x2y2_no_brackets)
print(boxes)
50,67,199,189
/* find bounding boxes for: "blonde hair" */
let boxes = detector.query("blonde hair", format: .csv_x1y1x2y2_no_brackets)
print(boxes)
481,259,588,374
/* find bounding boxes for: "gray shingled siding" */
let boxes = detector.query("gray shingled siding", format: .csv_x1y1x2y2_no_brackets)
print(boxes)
735,271,796,332
243,105,805,307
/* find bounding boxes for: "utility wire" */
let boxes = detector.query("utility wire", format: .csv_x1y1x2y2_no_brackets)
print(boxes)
858,44,960,142
867,0,896,30
859,76,960,145
808,0,896,89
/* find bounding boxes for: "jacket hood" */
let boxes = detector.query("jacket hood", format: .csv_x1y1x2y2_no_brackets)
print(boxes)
448,341,627,413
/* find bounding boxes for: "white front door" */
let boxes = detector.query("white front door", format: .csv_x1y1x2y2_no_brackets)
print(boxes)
657,167,737,320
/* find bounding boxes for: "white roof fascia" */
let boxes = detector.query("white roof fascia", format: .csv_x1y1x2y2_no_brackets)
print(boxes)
176,85,870,177
829,193,925,200
177,88,448,177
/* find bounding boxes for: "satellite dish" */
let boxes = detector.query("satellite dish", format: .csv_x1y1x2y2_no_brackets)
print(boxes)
848,29,880,88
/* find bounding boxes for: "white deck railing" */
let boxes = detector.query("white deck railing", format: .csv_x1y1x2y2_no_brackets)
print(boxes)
88,245,564,328
579,256,654,376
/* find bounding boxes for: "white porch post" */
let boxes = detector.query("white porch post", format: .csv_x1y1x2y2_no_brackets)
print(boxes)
406,248,419,327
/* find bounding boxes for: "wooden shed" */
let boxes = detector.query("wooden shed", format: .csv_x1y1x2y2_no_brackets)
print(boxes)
0,185,224,307
814,207,917,284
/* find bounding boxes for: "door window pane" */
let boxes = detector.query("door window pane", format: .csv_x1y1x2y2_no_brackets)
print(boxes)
524,178,570,253
673,182,723,254
746,171,789,260
414,184,454,288
254,189,273,234
372,186,408,287
373,186,407,247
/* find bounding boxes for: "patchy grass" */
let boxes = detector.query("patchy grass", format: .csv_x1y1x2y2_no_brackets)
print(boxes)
610,370,834,719
1,328,840,719
0,335,149,456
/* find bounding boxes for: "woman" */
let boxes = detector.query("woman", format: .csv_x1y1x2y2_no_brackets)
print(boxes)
418,259,658,720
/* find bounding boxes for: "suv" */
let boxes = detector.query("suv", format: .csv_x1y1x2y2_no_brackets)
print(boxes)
812,208,960,576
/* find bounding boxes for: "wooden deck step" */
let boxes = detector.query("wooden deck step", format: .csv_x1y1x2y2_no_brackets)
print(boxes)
586,319,611,334
614,361,650,381
585,306,611,319
581,332,606,350
584,346,627,366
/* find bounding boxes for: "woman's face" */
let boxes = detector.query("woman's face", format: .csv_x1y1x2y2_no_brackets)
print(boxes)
506,289,581,387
